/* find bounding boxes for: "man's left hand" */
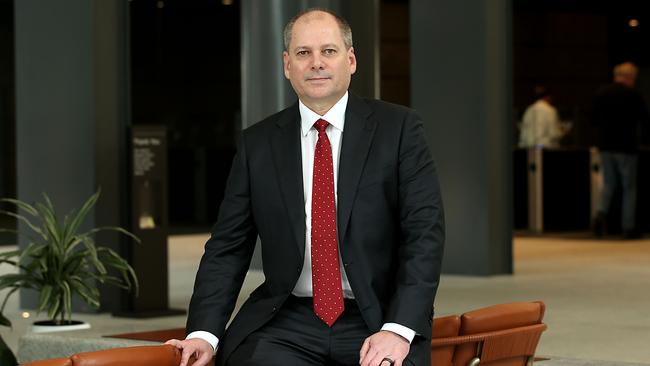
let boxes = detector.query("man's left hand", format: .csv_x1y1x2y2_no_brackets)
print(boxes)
359,330,410,366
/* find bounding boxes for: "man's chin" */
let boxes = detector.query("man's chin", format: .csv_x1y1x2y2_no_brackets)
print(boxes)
304,89,333,101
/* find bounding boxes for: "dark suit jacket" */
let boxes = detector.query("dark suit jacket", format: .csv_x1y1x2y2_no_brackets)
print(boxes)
186,94,445,365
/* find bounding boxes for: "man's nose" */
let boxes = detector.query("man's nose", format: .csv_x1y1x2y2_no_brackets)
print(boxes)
311,54,325,69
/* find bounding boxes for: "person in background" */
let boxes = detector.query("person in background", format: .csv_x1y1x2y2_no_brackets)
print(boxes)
592,62,649,239
518,86,566,148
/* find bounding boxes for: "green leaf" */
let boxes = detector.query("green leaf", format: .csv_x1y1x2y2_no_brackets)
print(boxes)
63,236,86,256
46,292,61,320
62,252,86,276
0,210,44,239
34,201,62,251
82,226,141,244
81,237,106,275
37,285,53,313
0,287,20,315
0,274,30,290
0,197,38,216
19,242,44,263
0,248,20,258
0,228,41,243
70,277,100,308
63,190,99,247
0,312,11,327
97,247,139,293
61,281,72,322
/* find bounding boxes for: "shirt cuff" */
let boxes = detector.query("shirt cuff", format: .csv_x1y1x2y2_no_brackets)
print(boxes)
381,323,416,344
186,331,219,353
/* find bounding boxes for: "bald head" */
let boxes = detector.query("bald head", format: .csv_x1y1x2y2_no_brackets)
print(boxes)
283,8,353,51
614,62,638,88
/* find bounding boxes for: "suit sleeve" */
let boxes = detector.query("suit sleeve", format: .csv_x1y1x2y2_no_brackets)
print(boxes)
186,132,258,339
384,111,445,338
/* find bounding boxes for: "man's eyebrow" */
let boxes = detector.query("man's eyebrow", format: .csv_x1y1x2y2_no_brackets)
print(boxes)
292,46,312,52
292,44,340,52
321,43,340,49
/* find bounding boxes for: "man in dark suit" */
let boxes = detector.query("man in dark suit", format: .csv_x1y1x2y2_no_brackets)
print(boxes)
167,8,444,366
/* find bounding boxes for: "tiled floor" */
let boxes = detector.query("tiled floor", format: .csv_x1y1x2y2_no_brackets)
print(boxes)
1,234,649,364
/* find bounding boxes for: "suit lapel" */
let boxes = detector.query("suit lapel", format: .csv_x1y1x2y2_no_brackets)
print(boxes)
270,103,306,258
337,94,376,244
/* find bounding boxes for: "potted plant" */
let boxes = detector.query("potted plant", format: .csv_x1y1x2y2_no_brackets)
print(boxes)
0,190,138,334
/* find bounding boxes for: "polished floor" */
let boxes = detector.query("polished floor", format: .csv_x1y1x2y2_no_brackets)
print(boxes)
1,233,649,364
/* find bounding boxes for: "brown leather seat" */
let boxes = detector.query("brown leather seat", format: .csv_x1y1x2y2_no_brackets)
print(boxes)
21,303,545,366
431,301,547,366
20,344,212,366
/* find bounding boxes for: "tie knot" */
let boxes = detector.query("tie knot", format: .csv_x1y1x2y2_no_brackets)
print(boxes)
314,119,329,133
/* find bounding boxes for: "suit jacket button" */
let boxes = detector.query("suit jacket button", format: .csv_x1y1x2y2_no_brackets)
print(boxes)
272,306,277,312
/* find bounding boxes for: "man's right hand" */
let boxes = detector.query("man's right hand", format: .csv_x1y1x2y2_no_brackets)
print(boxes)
165,338,214,366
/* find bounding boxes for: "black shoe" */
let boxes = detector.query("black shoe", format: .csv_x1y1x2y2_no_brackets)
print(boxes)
623,230,642,240
592,212,606,238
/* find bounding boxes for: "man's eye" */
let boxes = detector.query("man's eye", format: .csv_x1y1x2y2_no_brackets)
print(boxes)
297,50,309,56
323,49,336,55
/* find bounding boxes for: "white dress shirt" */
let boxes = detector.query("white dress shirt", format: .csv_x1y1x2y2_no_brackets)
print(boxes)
518,99,563,148
187,92,414,351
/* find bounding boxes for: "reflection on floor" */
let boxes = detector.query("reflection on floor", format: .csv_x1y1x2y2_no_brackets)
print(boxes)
1,234,649,364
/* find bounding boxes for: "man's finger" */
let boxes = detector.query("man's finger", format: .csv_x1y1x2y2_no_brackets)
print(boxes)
165,339,180,348
197,349,213,366
359,338,370,363
179,346,194,366
361,349,379,366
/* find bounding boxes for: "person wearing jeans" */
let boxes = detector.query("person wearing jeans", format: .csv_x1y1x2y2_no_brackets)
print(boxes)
596,152,638,236
593,62,649,239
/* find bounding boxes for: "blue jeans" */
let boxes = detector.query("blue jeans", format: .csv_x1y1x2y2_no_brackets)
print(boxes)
598,151,638,231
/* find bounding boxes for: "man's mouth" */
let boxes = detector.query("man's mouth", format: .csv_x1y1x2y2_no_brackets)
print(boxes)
306,76,331,81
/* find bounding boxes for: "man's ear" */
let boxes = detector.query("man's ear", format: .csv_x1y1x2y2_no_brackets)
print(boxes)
348,47,357,75
283,51,291,79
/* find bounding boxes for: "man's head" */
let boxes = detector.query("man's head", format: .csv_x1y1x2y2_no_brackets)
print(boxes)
534,85,552,104
283,9,357,115
613,62,638,88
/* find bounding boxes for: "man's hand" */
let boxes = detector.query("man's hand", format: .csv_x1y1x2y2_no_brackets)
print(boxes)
165,338,214,366
359,330,410,366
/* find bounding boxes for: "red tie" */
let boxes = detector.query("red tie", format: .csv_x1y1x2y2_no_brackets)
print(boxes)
311,119,345,327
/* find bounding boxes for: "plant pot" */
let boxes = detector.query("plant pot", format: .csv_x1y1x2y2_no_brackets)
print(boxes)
31,320,91,333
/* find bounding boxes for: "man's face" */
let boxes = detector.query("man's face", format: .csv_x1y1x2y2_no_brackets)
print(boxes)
283,12,356,113
615,75,636,88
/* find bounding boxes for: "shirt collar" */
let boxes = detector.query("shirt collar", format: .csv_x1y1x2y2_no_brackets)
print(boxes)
299,92,348,136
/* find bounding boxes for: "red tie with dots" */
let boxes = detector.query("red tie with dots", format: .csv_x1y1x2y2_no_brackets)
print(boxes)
311,119,345,327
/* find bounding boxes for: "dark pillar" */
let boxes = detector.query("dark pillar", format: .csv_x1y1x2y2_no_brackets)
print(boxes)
0,0,15,246
15,0,96,309
341,0,380,99
92,0,132,313
410,0,513,275
14,0,131,310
